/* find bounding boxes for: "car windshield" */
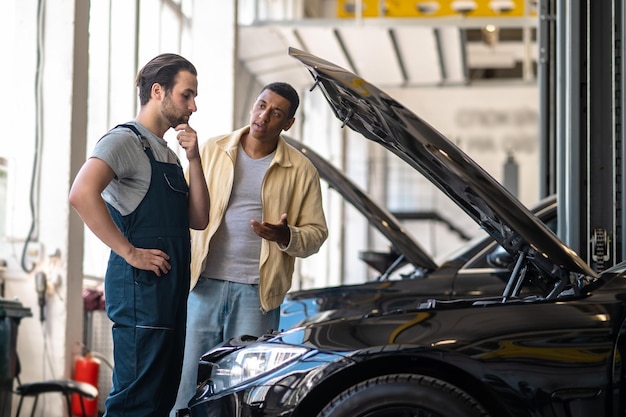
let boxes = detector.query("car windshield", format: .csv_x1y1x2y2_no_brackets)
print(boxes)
436,232,490,264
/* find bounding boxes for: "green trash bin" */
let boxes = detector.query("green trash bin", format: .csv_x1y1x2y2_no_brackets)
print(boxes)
0,298,32,416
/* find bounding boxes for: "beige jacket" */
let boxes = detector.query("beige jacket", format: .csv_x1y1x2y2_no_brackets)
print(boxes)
189,126,328,311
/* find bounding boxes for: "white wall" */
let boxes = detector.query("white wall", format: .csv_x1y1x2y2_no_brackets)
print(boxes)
389,85,540,206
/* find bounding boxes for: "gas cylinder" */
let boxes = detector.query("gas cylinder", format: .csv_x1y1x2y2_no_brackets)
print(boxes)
71,353,100,417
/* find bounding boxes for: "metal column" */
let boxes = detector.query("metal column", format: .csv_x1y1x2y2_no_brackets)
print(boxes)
548,0,624,271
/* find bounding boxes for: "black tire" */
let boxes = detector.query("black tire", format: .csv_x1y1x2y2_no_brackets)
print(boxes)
317,374,490,417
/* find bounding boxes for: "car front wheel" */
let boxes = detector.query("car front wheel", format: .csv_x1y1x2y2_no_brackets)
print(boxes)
317,374,490,417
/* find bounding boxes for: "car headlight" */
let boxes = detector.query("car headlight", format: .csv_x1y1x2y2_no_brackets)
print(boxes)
210,343,308,394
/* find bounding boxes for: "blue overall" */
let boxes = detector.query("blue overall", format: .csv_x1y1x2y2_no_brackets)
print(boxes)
103,125,190,416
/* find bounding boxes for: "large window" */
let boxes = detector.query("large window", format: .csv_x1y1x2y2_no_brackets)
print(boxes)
0,158,6,244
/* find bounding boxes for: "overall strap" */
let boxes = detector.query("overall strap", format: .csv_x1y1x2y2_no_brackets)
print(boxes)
114,123,183,168
115,123,151,151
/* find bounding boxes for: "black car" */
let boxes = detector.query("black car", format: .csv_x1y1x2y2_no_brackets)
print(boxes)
178,49,625,417
280,135,557,329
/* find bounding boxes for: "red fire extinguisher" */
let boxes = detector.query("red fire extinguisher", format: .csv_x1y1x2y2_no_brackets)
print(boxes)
72,352,100,417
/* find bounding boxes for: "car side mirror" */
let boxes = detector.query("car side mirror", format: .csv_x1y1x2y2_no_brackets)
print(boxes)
486,246,514,268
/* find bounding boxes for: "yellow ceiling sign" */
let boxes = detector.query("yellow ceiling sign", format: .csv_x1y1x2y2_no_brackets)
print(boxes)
337,0,536,18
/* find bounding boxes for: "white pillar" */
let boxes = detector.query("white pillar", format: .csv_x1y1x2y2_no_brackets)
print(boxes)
189,0,237,139
2,0,89,416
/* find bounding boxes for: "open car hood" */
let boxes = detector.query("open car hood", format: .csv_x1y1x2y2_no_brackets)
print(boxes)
283,136,438,272
289,47,597,280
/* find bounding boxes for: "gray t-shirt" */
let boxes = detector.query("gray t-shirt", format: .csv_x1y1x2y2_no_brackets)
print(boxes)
201,144,274,284
91,121,180,216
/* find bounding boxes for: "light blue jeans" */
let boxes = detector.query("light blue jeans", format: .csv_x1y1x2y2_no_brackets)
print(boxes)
170,277,279,416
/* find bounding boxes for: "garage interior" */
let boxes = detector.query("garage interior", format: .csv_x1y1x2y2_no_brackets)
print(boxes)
0,0,624,416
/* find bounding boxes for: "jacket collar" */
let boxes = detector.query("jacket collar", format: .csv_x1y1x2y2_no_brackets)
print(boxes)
216,125,293,168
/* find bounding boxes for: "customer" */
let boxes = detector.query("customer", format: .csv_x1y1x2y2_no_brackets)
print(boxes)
171,82,328,414
69,53,210,417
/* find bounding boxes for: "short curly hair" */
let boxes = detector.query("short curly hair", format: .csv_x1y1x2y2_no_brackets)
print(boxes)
260,82,300,119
